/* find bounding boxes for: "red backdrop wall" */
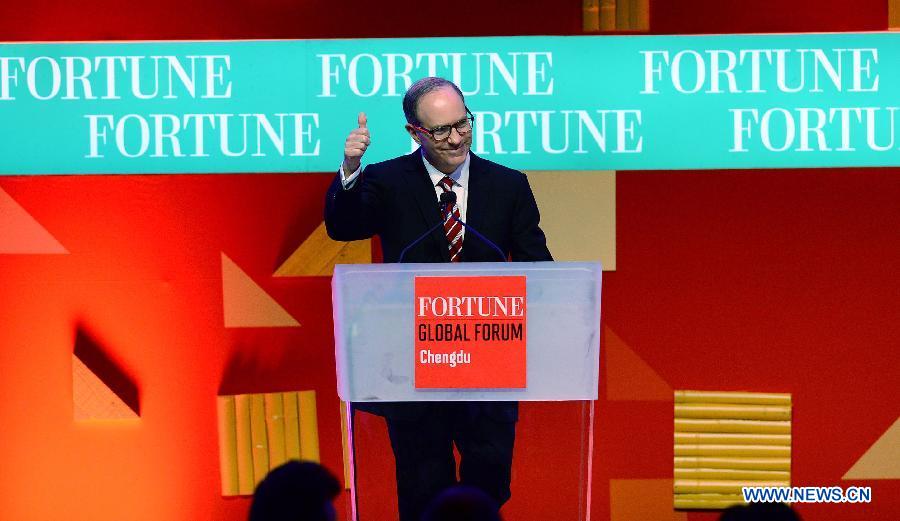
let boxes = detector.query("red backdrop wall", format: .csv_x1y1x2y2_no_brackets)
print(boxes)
0,1,897,520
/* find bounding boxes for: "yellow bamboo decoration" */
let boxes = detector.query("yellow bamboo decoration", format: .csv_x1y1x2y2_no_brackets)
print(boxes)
616,0,631,30
675,479,789,495
675,496,747,509
673,390,792,510
675,468,790,481
265,393,287,470
675,391,791,405
583,0,600,32
600,0,616,31
675,432,791,446
675,418,791,434
299,390,320,462
218,390,322,496
631,0,649,31
675,493,747,502
675,404,791,421
250,394,270,485
283,392,301,461
674,457,791,471
234,394,255,495
675,444,791,458
891,0,900,30
216,396,239,496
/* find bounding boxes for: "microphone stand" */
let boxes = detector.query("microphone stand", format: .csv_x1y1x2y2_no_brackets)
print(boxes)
397,191,507,263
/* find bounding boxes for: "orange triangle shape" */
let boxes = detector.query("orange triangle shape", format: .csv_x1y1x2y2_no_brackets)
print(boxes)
222,252,300,328
274,221,371,277
605,326,672,401
843,416,900,479
72,355,139,420
0,186,68,254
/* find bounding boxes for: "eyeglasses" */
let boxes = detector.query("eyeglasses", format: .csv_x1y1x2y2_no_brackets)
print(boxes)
413,109,475,142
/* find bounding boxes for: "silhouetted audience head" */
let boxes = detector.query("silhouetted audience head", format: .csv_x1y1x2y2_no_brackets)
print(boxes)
720,502,801,521
249,460,341,521
420,485,502,521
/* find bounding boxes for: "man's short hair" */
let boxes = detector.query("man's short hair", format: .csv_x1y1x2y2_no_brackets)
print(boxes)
249,461,341,521
403,77,466,125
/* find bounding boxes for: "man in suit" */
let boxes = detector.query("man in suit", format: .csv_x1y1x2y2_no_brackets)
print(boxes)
325,77,551,521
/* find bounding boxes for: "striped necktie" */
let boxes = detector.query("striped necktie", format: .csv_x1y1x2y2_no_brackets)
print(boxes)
437,176,463,262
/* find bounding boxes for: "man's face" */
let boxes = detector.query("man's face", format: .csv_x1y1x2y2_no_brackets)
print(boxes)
406,87,472,174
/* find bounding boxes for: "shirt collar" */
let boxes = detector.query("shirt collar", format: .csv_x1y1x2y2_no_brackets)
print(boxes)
421,150,470,190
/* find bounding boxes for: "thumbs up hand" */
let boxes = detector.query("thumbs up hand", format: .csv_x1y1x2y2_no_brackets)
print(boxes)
343,112,370,174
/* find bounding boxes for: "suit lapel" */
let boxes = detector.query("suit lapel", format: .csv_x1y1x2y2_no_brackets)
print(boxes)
402,150,451,262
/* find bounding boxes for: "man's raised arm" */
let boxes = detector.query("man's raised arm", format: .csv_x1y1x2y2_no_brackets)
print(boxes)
340,112,369,184
325,111,381,241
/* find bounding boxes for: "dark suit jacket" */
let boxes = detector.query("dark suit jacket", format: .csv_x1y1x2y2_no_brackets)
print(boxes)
325,150,552,421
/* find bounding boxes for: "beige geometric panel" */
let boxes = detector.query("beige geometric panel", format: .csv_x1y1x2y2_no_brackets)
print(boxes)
673,390,792,510
274,221,371,277
0,186,68,254
217,391,321,496
610,479,687,521
526,170,615,270
72,355,139,421
605,326,671,401
843,416,900,480
221,252,300,328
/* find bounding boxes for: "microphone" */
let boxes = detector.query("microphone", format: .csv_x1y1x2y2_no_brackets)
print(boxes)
397,190,507,263
397,197,456,263
439,190,507,262
446,209,507,263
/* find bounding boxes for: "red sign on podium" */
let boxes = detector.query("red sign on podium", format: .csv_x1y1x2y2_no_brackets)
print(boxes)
414,275,527,389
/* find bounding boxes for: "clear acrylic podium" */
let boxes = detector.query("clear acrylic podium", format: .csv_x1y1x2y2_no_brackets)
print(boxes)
332,261,602,521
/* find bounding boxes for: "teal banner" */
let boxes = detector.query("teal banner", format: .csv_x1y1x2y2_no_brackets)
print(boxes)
1,33,898,174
